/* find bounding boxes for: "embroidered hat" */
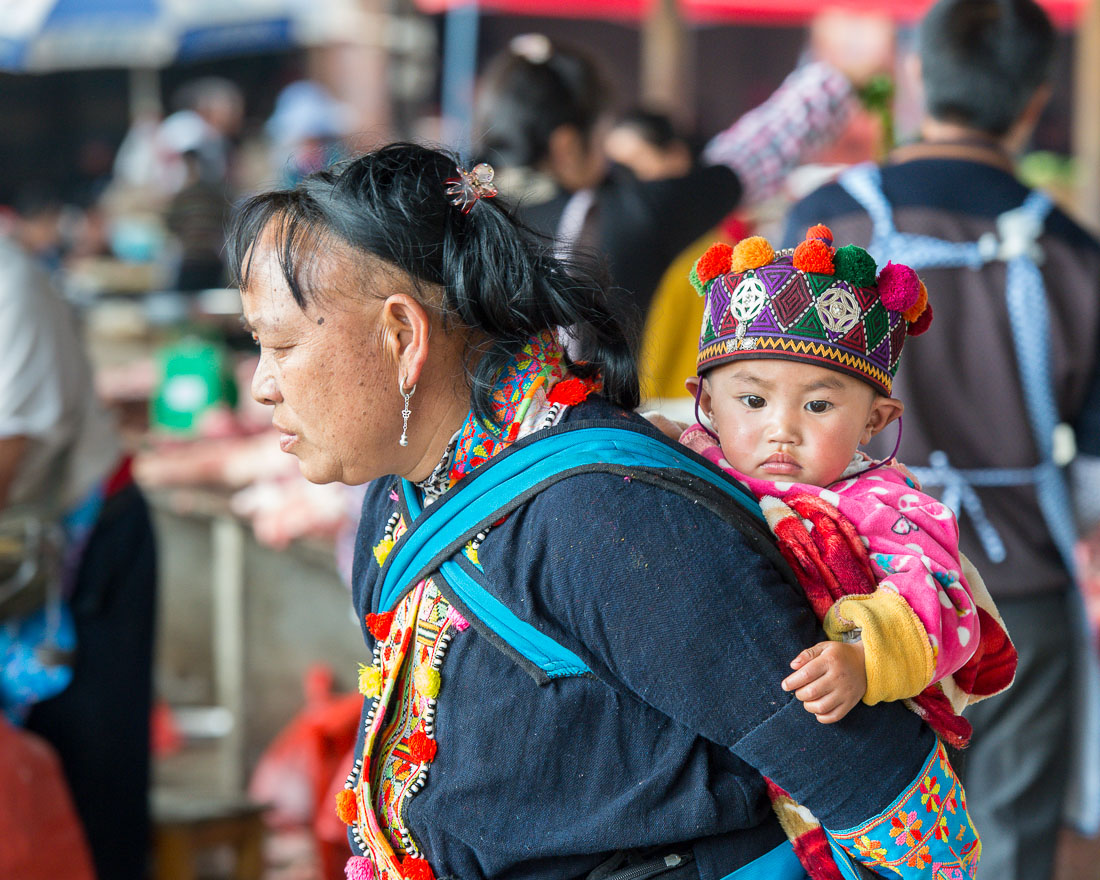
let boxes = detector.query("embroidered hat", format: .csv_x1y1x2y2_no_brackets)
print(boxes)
691,225,933,395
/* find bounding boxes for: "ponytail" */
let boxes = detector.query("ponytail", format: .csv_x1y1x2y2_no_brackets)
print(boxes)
229,142,640,425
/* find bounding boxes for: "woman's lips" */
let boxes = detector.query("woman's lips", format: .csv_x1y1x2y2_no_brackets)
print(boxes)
273,423,298,452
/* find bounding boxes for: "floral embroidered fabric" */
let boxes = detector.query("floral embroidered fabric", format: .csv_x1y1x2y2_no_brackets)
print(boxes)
827,740,980,877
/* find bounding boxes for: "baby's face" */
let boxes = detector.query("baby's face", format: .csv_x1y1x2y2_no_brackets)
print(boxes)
699,359,897,488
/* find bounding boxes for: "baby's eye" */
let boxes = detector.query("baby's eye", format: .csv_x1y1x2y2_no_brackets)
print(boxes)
738,395,766,409
806,400,832,414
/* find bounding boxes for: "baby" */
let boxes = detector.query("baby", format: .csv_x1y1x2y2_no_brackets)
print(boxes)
676,227,1016,729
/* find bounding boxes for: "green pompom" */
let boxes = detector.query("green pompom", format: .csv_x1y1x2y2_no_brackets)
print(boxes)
689,265,705,296
833,244,877,287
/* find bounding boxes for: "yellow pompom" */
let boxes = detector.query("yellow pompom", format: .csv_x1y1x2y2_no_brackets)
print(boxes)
358,663,382,697
372,536,395,567
413,664,441,699
730,236,775,273
463,542,480,565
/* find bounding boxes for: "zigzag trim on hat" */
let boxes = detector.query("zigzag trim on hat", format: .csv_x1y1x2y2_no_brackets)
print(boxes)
698,336,893,394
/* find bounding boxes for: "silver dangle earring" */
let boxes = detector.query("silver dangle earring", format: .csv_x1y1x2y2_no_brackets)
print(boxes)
398,380,416,447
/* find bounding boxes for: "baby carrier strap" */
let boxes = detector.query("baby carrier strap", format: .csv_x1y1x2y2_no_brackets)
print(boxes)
838,163,1071,572
375,420,793,684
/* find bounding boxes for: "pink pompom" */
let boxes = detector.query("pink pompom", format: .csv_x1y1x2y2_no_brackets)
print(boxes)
877,262,921,312
448,608,470,631
345,856,375,880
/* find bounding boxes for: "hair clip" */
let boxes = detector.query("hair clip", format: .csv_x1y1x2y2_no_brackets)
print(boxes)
509,33,553,64
445,163,498,214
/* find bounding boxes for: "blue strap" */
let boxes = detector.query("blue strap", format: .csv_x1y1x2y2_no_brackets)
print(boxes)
376,425,763,679
839,166,1071,569
839,163,987,270
717,842,807,880
381,426,762,613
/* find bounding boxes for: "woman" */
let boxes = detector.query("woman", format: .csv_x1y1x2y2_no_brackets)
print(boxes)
231,143,979,880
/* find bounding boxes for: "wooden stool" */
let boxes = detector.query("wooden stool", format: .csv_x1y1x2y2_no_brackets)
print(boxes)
153,791,268,880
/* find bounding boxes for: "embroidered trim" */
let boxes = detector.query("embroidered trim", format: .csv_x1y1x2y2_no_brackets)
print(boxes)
826,741,980,877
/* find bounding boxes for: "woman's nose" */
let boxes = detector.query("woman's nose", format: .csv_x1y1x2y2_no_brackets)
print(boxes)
251,357,282,406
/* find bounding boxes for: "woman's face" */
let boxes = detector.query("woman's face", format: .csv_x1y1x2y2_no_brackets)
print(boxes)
240,232,401,486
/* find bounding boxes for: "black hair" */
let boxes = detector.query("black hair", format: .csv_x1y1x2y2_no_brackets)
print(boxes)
474,36,612,168
918,0,1055,136
612,108,681,151
228,142,639,425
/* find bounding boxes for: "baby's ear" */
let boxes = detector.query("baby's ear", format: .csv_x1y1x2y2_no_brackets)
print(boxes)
863,396,904,445
684,376,701,397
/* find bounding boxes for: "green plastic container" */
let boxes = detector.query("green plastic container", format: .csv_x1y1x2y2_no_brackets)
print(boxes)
151,337,237,433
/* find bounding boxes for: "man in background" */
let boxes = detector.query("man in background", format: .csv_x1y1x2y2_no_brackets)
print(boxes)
784,2,1100,877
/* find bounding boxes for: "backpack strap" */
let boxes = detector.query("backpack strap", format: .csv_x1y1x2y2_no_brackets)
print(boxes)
375,420,793,684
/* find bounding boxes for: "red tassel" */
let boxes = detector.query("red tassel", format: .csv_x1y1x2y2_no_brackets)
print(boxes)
401,857,436,880
408,730,438,763
547,378,592,406
366,610,395,640
335,788,358,824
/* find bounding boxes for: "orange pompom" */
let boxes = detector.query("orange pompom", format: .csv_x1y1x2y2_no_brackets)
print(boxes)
546,377,591,406
806,224,833,245
792,239,835,275
335,788,358,825
730,236,775,273
401,857,436,880
902,281,929,323
908,302,934,336
366,610,395,641
408,730,438,763
694,242,734,285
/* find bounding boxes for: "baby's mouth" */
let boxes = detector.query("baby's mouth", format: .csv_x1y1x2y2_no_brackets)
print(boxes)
760,453,800,475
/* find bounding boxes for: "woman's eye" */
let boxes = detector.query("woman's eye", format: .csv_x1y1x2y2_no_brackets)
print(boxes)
739,395,766,409
806,400,832,414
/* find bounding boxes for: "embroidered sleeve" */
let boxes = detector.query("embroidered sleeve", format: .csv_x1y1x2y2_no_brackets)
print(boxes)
824,740,981,878
824,590,934,704
702,61,855,205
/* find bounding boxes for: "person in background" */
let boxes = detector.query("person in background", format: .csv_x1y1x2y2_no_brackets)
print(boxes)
473,13,893,324
265,80,353,188
783,2,1100,876
0,223,157,879
603,108,694,182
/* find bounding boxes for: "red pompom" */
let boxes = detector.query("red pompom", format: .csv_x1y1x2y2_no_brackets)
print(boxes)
792,239,834,274
408,729,438,763
694,242,734,285
877,262,921,312
366,610,395,641
547,377,591,406
335,788,358,825
806,223,833,245
401,857,436,880
907,301,934,335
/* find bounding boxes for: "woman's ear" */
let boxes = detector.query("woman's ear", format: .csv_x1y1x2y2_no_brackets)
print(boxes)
862,395,904,445
380,293,433,390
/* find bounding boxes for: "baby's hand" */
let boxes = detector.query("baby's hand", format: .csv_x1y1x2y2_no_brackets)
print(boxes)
781,641,867,723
